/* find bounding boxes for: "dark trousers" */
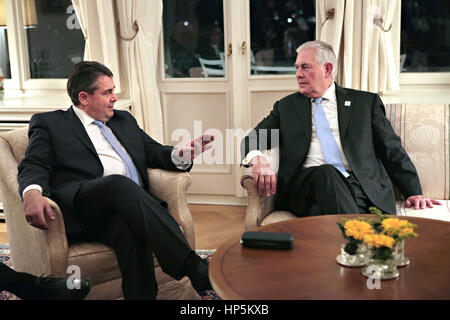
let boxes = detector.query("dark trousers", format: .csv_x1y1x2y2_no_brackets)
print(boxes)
0,261,37,299
69,175,194,300
287,164,373,217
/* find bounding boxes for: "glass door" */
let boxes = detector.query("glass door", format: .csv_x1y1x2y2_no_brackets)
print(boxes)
157,0,316,201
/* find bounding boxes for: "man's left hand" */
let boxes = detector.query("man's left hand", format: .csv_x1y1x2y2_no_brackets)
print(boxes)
405,195,442,210
178,133,215,161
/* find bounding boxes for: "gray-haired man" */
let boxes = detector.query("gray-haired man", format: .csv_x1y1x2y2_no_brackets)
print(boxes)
241,40,440,217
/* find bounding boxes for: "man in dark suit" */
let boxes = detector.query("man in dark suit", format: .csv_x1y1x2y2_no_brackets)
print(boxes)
18,61,214,299
241,40,440,217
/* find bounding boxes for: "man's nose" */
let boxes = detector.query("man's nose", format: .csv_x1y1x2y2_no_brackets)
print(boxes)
111,93,118,102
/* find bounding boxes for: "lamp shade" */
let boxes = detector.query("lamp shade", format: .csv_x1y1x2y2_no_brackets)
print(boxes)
22,0,38,27
0,0,6,27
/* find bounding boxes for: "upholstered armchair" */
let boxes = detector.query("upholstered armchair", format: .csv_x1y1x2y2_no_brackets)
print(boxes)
241,103,450,230
0,127,200,300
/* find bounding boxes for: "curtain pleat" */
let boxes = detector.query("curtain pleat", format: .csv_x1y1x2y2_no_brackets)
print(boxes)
317,0,400,93
71,0,122,92
116,0,164,141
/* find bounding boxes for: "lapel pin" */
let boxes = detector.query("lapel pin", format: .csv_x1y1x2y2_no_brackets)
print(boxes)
344,101,351,107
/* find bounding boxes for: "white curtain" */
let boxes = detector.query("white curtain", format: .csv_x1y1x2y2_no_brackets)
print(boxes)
354,0,399,92
71,0,122,92
317,0,400,93
316,0,345,83
116,0,164,141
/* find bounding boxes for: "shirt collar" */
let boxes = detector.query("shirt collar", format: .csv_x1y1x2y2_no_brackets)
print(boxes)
73,106,97,127
311,82,336,104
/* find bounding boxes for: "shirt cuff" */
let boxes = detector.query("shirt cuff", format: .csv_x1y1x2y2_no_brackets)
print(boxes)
242,150,266,166
22,184,43,198
171,148,192,170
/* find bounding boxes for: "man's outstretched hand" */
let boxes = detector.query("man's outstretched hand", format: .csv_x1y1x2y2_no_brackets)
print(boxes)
405,195,442,210
177,133,215,162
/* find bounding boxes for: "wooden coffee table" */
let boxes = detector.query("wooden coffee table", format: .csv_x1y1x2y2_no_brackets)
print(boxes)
209,214,450,299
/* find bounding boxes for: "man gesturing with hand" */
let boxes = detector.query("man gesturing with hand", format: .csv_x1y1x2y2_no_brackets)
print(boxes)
19,61,215,299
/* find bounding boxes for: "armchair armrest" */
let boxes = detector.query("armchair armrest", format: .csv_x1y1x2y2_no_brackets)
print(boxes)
147,168,195,249
241,174,262,230
240,147,280,230
241,174,276,230
0,184,68,277
0,134,68,277
44,197,69,277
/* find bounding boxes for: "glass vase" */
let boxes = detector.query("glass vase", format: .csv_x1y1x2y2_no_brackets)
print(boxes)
336,242,369,267
394,239,410,267
361,258,399,280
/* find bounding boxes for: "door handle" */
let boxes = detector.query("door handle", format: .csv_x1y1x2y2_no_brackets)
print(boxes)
227,43,232,57
241,41,246,55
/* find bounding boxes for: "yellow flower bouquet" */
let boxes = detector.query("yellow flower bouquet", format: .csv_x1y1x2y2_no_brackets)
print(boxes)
336,218,375,266
360,207,419,279
338,219,375,254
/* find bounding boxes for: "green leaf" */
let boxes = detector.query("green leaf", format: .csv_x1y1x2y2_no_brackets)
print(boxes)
344,241,358,255
369,206,390,221
337,222,350,240
372,246,393,260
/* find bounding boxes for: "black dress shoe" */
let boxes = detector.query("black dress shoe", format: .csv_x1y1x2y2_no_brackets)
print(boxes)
31,276,92,300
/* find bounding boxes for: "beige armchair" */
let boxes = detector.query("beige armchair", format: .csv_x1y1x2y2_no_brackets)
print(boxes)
0,127,200,300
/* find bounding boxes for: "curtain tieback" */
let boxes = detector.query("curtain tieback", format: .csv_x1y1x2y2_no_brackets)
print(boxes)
374,15,392,32
117,20,140,41
322,8,335,26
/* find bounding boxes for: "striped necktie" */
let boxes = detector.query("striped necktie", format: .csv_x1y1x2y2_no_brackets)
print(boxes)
93,120,141,185
313,97,349,178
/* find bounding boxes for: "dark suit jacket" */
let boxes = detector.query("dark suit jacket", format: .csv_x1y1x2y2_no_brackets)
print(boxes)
18,107,189,234
241,83,422,214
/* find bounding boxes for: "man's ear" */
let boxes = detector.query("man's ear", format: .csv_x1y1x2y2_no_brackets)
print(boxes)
78,91,88,105
324,62,333,78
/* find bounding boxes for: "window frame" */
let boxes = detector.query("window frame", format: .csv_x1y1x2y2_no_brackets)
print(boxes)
2,0,81,94
396,0,450,87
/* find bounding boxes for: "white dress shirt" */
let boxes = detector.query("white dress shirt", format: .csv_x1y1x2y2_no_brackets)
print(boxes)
243,83,351,172
23,107,190,196
74,106,130,177
303,82,350,170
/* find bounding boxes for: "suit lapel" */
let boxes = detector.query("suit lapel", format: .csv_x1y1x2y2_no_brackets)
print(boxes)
295,93,312,142
335,83,353,142
107,115,148,183
64,107,98,156
107,115,141,165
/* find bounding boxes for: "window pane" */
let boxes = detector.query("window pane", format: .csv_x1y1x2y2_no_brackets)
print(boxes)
250,0,315,75
0,27,11,79
162,0,225,78
401,0,450,72
24,0,85,78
